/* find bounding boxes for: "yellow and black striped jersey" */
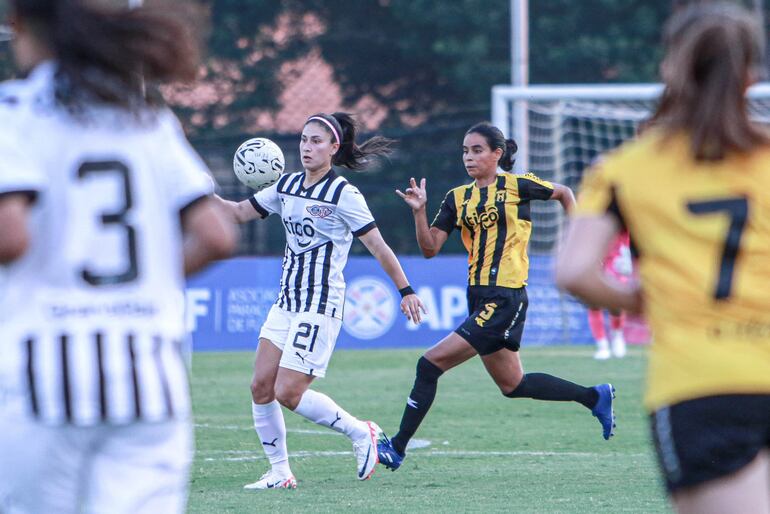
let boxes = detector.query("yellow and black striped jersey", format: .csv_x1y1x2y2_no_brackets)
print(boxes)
432,172,554,288
577,129,770,411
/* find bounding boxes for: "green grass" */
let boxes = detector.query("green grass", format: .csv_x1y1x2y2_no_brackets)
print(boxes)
189,346,671,513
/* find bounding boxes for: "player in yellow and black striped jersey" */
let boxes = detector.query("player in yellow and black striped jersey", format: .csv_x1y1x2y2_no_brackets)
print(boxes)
376,122,617,472
556,4,770,511
432,171,555,289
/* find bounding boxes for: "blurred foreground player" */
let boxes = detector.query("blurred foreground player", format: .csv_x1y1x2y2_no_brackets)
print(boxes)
557,3,770,513
0,1,235,512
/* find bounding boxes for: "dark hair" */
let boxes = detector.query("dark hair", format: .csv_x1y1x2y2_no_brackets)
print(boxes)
649,2,768,161
305,112,394,171
465,122,518,171
11,0,203,111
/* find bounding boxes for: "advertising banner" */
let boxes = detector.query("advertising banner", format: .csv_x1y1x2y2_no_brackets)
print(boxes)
186,256,648,351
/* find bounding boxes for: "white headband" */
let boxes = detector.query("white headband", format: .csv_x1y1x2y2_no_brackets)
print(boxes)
307,116,341,144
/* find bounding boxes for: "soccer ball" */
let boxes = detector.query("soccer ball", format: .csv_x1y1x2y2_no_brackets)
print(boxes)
233,137,285,190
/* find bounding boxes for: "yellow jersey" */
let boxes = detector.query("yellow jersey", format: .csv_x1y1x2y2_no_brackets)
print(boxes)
432,172,554,288
577,129,770,411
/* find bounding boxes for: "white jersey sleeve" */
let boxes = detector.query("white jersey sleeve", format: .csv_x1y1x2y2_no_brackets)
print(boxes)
336,184,376,237
156,111,215,212
251,181,281,218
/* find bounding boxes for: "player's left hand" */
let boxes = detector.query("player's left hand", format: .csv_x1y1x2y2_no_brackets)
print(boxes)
401,293,427,324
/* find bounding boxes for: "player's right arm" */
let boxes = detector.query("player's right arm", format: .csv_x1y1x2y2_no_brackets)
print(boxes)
396,177,450,258
213,195,264,224
214,178,282,224
0,194,32,263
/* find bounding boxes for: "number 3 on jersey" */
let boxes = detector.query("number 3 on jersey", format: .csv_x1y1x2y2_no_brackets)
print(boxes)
687,196,748,300
77,160,139,286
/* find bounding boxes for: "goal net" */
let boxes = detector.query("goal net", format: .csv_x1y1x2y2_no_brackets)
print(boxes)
492,83,770,253
491,83,770,344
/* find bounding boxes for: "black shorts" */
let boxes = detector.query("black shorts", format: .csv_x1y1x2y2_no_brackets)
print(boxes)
454,286,528,356
650,394,770,493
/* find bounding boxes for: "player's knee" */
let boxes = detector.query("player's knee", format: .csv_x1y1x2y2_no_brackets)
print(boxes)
503,374,526,397
250,377,275,403
274,384,302,410
416,356,444,384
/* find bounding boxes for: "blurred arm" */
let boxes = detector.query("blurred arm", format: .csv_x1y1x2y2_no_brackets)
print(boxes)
181,197,238,275
555,215,642,314
0,194,32,263
550,183,577,214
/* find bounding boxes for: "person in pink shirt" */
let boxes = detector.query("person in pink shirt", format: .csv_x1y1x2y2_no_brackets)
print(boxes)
588,232,632,359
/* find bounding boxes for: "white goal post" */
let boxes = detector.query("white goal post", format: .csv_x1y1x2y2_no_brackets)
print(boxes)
491,82,770,253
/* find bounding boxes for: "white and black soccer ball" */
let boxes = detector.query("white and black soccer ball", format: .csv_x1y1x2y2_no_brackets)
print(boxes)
232,137,285,190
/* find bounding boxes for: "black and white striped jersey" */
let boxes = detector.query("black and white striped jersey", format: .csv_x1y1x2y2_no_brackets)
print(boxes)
250,169,377,319
0,61,212,426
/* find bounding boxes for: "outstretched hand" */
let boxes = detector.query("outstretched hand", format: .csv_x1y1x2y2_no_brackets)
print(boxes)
400,293,427,324
395,177,428,211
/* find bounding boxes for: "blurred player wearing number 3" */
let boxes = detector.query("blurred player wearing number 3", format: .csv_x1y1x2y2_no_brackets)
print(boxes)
376,122,616,472
215,112,426,489
0,0,236,512
557,3,770,513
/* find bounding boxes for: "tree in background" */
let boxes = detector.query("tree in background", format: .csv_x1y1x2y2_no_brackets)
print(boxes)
164,0,674,138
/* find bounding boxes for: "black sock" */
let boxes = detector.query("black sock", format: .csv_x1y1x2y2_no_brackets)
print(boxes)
504,372,598,409
391,356,444,456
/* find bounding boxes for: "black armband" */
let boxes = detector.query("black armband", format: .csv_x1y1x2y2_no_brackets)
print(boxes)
399,286,415,298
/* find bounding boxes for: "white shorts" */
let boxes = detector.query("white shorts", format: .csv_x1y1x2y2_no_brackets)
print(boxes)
0,395,192,514
259,305,342,378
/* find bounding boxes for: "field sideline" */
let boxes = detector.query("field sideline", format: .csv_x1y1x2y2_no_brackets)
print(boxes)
189,346,670,513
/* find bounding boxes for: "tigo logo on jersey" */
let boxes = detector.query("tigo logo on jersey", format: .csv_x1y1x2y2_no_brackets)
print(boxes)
306,205,334,218
464,205,499,229
343,277,397,340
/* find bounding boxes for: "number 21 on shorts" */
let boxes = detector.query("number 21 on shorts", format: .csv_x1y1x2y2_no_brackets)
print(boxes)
292,322,320,352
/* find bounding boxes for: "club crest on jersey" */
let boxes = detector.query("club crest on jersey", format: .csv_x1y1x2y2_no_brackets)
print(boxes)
306,205,334,218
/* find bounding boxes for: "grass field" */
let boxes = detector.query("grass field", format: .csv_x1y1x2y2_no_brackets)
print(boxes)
189,346,671,513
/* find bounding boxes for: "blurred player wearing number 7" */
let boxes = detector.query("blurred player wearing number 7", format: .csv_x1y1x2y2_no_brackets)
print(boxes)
0,0,236,512
557,3,770,513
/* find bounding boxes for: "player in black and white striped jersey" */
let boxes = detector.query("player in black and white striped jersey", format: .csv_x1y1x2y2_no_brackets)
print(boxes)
0,1,236,513
217,112,426,489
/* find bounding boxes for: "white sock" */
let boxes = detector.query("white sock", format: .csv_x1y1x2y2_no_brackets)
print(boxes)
293,389,367,440
251,400,291,475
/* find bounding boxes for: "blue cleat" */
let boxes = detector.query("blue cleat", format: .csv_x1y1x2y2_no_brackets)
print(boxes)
377,434,404,471
591,383,616,440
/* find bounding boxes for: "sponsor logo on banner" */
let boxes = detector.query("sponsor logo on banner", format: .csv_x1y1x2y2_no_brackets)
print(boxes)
343,277,397,339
